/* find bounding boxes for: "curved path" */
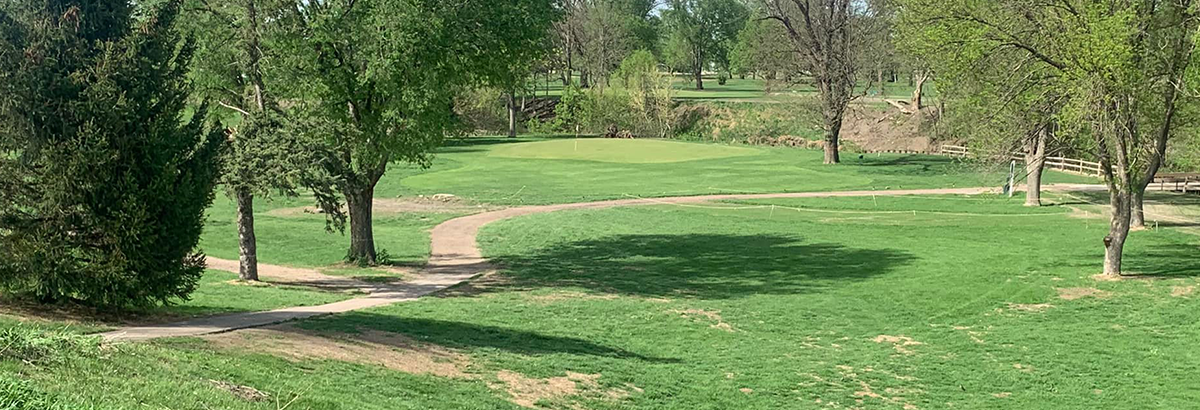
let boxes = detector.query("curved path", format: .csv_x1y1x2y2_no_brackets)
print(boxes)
102,185,1100,342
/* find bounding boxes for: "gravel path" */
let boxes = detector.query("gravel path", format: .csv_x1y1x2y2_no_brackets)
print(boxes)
101,185,1096,342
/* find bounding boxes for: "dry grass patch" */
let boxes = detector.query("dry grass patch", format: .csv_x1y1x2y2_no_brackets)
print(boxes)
673,309,736,332
1056,287,1113,301
204,326,472,378
872,335,923,355
1171,285,1195,298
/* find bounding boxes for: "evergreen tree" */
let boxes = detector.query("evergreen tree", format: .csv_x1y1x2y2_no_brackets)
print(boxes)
0,0,224,307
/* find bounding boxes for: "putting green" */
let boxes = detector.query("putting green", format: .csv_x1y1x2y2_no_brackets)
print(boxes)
487,138,762,163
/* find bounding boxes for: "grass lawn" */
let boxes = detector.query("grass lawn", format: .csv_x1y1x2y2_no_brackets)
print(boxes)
7,192,1199,409
380,137,1096,205
200,195,465,269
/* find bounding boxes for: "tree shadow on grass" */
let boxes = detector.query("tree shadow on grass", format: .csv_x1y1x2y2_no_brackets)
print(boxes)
291,313,676,363
462,234,914,300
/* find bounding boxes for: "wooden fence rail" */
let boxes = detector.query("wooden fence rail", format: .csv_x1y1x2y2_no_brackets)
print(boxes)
937,145,1105,177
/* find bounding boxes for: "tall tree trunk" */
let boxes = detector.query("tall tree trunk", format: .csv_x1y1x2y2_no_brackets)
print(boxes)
1131,190,1146,229
235,188,259,281
345,186,377,265
876,67,885,95
695,67,704,90
822,107,842,164
912,70,928,111
580,70,590,88
507,91,517,138
1024,125,1049,206
1104,191,1132,276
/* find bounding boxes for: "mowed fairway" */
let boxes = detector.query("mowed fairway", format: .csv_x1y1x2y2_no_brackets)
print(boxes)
381,138,1094,205
487,139,761,163
4,138,1198,410
13,193,1200,409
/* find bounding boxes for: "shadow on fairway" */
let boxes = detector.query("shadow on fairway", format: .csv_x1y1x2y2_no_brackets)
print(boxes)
293,314,677,363
470,234,913,300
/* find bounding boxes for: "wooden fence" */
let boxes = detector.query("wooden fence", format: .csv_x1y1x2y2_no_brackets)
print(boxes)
937,145,1105,177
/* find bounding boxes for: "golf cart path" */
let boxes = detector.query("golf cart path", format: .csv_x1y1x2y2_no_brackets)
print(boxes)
101,184,1103,342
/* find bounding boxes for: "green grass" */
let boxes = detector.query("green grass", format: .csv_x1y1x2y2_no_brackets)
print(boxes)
200,196,462,268
380,137,1096,205
8,193,1198,409
159,270,355,318
487,139,761,163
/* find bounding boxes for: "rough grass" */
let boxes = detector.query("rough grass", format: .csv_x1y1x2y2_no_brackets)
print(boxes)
6,194,1199,409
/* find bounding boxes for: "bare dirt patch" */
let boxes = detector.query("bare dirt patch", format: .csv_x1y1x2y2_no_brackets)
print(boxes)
493,370,640,408
841,105,934,153
1006,302,1054,313
1171,285,1196,297
1056,287,1113,301
674,309,736,332
993,392,1012,398
209,380,270,402
206,326,642,408
204,326,471,378
872,335,924,355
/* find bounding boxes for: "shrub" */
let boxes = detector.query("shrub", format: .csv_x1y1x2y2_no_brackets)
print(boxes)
455,87,509,135
674,100,823,144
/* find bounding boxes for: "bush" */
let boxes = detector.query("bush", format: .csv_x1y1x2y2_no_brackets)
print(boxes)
532,51,678,138
455,87,509,134
674,100,823,144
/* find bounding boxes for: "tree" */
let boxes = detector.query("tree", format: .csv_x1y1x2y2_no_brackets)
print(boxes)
898,4,1062,206
898,0,1200,276
762,0,885,164
553,0,655,88
730,18,796,80
0,0,224,307
663,0,749,90
275,0,556,265
182,0,342,281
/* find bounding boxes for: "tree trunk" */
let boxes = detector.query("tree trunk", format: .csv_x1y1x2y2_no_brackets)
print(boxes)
876,67,885,95
695,66,704,90
345,186,377,265
235,188,259,281
1131,189,1146,229
1103,192,1132,276
822,108,842,164
1024,126,1049,206
580,71,590,88
507,92,517,138
912,70,928,111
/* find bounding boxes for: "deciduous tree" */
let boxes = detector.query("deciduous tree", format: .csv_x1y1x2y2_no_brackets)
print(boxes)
275,0,556,265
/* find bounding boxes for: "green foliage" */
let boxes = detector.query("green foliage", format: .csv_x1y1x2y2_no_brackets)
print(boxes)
0,326,98,365
675,101,823,144
0,0,224,307
729,19,794,79
662,0,749,77
180,0,346,232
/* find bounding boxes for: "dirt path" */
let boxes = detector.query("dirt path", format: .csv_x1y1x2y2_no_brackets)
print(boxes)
101,185,1098,342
